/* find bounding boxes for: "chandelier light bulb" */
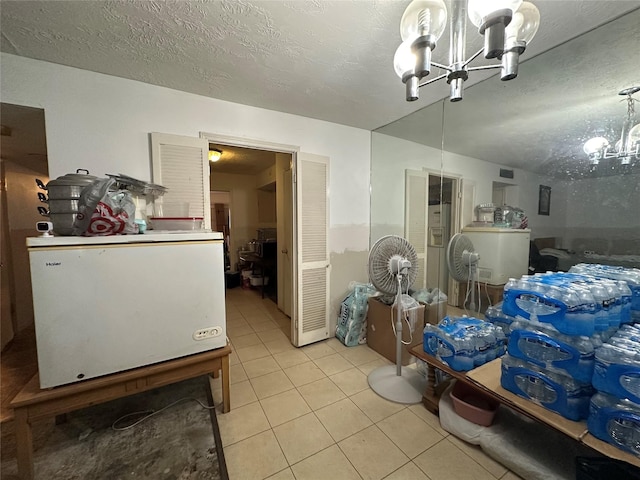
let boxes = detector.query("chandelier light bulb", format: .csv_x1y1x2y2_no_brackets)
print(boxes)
501,2,540,80
510,2,540,45
394,38,420,101
583,137,609,156
626,123,640,154
400,0,447,42
393,38,417,80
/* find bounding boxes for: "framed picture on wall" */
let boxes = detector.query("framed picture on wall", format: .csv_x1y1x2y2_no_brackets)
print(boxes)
538,185,551,216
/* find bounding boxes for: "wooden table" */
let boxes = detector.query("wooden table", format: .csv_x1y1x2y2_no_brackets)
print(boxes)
10,345,231,480
409,344,640,469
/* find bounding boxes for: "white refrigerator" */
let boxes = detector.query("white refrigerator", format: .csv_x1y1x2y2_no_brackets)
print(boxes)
27,232,227,388
427,204,451,293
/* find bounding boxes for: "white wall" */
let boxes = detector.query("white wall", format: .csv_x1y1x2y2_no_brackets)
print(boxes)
558,173,640,253
2,53,371,324
371,132,566,243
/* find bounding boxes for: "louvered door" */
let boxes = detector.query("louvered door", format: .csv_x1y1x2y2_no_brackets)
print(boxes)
150,133,211,229
405,170,429,290
293,153,330,347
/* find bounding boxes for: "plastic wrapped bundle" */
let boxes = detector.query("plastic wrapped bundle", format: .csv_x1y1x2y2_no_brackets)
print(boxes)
533,271,632,328
502,271,633,337
570,263,640,322
588,391,640,457
500,354,594,421
592,340,640,404
336,283,374,347
507,318,596,383
423,316,506,371
484,302,518,337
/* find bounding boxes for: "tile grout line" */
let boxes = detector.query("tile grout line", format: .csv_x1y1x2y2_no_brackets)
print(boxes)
226,290,505,480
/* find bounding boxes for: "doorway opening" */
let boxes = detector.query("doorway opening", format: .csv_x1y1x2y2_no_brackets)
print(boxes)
492,181,519,207
427,174,454,296
206,141,294,321
1,102,49,422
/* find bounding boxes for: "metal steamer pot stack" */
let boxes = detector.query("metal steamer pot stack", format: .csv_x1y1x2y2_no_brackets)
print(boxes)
36,169,97,235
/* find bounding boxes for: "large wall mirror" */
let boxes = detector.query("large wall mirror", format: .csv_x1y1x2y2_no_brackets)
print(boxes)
371,7,639,309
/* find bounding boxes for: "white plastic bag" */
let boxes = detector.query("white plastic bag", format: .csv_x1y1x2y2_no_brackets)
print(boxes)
73,178,138,236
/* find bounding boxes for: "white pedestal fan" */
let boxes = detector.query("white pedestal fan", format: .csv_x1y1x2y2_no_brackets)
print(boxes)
367,235,426,404
447,233,481,313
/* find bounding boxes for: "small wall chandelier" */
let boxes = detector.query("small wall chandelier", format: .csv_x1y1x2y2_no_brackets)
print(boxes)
393,0,540,102
583,87,640,166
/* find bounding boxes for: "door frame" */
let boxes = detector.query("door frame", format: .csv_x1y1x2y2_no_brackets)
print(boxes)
420,168,472,305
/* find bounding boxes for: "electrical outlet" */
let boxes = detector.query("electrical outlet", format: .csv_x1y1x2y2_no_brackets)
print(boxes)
193,326,223,340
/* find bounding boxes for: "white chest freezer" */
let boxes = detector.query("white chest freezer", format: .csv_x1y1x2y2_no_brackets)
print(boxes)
461,227,531,285
27,232,227,388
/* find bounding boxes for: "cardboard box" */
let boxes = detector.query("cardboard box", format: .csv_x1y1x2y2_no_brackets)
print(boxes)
422,300,447,325
366,297,425,366
456,282,504,312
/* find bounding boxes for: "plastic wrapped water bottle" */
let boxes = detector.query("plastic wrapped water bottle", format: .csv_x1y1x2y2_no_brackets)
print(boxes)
593,343,640,404
501,354,594,420
588,391,640,457
616,280,633,324
484,303,517,336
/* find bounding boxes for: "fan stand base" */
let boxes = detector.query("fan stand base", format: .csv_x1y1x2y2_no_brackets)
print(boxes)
367,365,426,404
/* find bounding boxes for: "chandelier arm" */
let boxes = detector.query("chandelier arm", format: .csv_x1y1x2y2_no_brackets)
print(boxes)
418,73,449,88
430,62,452,72
461,49,484,68
467,64,502,72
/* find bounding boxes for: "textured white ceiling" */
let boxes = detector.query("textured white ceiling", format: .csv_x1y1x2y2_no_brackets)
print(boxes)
209,143,276,175
2,0,639,133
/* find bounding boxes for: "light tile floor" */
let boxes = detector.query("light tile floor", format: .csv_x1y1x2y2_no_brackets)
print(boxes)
211,288,523,480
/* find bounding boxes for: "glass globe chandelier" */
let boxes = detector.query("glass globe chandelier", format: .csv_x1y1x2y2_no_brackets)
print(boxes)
394,0,540,102
583,86,640,166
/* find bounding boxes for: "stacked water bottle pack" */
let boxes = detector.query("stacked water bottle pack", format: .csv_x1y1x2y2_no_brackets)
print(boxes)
494,269,633,422
485,266,640,453
423,316,506,371
587,323,640,457
570,263,640,323
499,316,597,421
501,272,633,337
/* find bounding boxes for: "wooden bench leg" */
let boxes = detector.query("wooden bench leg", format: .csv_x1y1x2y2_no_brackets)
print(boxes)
421,364,440,415
208,353,231,413
15,408,34,480
221,353,230,413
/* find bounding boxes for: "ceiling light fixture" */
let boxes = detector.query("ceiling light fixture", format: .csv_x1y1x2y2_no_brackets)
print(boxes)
394,0,540,102
208,149,222,163
583,87,640,166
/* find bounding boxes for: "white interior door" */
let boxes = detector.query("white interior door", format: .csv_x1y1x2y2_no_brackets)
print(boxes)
405,170,429,290
292,152,330,347
150,133,211,229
